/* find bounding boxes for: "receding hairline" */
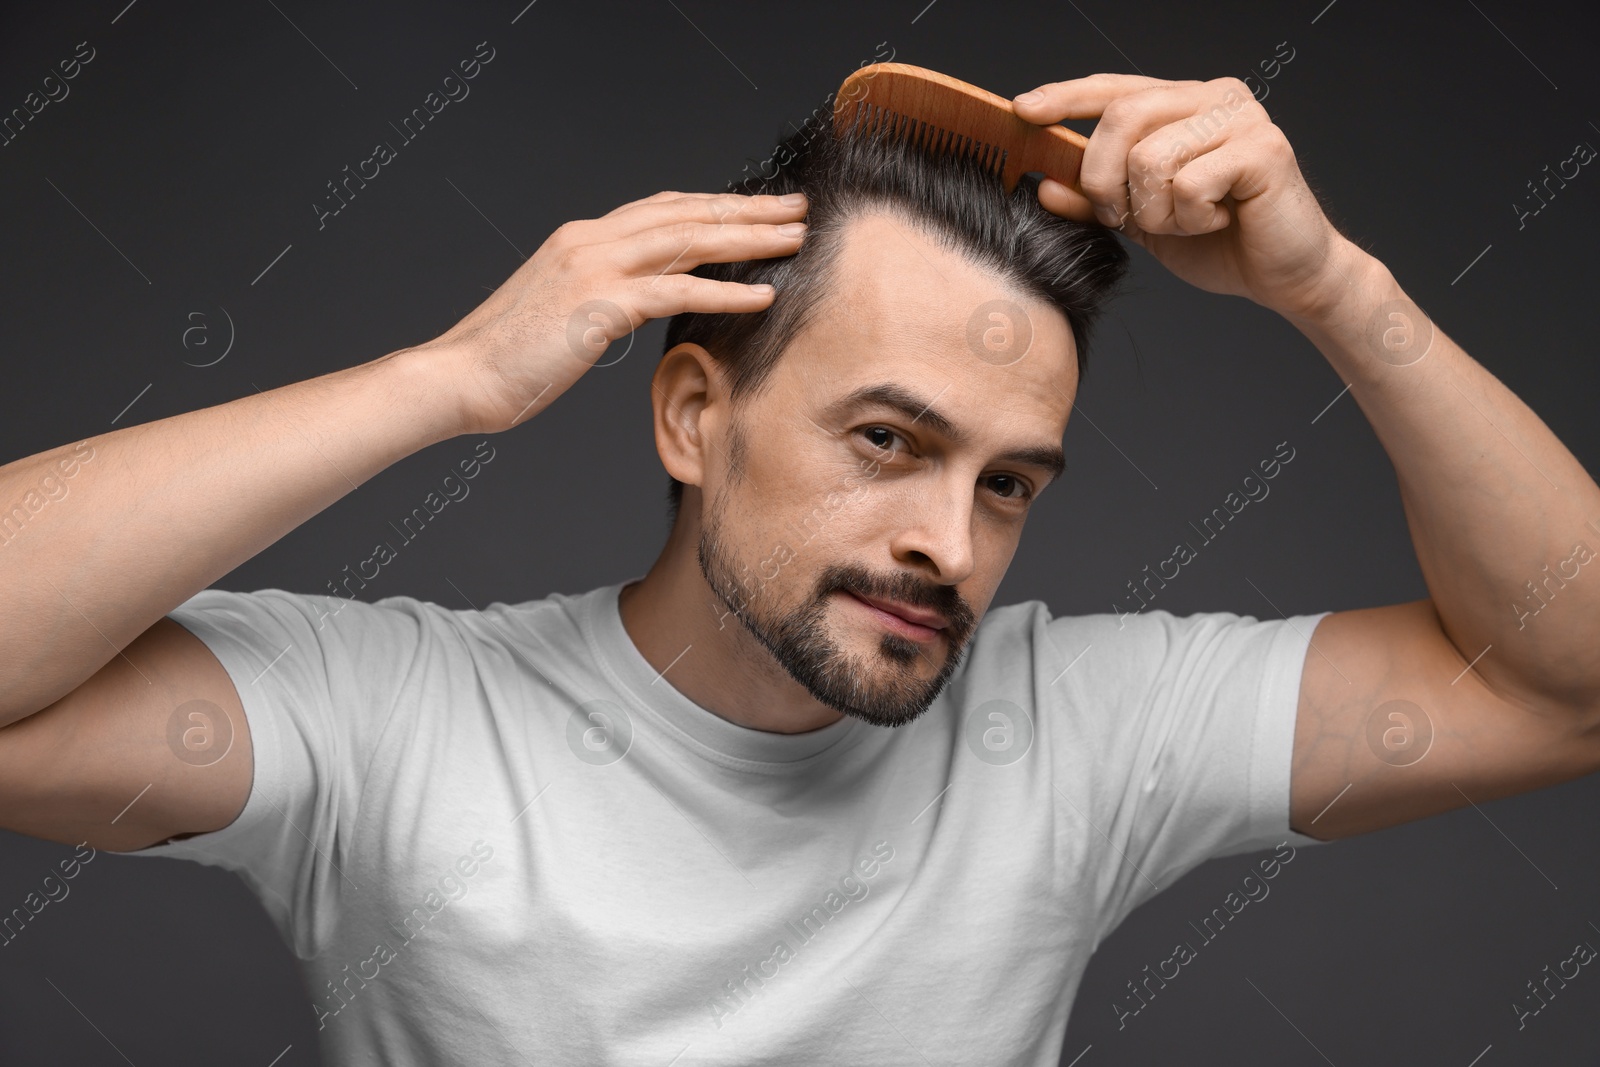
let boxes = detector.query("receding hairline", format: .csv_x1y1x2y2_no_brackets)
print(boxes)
725,203,1075,402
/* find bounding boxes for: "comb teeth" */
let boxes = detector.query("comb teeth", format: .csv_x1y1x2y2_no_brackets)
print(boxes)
841,99,1007,178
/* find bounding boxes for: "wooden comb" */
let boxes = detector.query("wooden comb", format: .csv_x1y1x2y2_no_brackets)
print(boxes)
832,62,1087,194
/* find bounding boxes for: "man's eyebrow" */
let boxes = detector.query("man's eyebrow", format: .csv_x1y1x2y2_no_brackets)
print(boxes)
822,382,1067,485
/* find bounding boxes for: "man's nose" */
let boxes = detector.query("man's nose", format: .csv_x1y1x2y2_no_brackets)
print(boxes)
886,479,977,584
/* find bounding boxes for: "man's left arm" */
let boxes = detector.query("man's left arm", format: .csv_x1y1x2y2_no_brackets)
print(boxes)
1272,244,1600,840
1013,73,1600,840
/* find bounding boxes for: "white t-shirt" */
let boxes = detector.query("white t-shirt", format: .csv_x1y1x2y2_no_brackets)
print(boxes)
128,579,1332,1065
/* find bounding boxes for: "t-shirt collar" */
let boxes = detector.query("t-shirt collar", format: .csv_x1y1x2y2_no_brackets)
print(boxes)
579,578,866,768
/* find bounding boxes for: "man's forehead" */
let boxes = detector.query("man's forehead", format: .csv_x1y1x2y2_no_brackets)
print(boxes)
792,212,1079,411
829,213,1006,329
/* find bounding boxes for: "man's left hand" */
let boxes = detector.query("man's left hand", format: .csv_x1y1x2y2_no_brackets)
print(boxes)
1012,73,1359,322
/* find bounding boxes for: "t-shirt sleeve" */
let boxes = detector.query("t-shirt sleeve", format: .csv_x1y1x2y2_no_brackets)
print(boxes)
1038,605,1335,943
118,587,428,958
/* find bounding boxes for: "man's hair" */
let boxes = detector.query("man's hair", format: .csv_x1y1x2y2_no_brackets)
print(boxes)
659,100,1130,524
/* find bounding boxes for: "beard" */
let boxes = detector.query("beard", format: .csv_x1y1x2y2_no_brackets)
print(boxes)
696,483,977,729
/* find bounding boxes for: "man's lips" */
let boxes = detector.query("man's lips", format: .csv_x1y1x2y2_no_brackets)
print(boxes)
842,590,949,632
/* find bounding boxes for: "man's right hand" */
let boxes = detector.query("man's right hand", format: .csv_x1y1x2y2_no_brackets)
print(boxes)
0,190,813,849
419,190,811,437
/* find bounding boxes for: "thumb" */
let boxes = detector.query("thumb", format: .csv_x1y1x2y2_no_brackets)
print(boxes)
1036,175,1101,225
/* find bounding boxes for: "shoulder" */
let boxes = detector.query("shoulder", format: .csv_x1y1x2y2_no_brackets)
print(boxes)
167,583,608,668
964,599,1225,670
960,599,1320,705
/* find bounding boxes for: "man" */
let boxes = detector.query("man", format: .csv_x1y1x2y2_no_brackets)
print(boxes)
1,72,1596,1064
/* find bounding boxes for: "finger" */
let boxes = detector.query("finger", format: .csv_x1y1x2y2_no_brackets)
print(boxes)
1166,129,1288,235
632,189,695,204
609,218,807,276
1011,72,1195,121
1034,175,1101,224
623,273,777,321
1079,80,1251,228
600,189,703,223
1035,177,1151,244
1123,112,1227,234
610,189,755,214
606,190,808,236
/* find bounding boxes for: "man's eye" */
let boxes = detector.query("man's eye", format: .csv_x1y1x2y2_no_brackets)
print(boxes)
861,426,905,453
985,474,1033,502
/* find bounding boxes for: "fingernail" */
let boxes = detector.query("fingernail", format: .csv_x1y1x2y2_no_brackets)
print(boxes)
1014,90,1044,104
779,192,806,205
778,222,807,236
1095,205,1120,226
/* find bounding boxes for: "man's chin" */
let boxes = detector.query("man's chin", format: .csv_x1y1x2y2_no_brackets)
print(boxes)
829,686,942,729
800,633,956,729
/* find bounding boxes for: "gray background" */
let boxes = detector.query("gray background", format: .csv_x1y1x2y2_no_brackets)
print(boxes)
1,0,1597,1063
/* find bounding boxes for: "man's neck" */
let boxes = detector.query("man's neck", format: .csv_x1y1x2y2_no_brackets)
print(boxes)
616,516,846,735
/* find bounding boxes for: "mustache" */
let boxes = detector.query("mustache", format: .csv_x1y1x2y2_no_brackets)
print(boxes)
820,563,975,635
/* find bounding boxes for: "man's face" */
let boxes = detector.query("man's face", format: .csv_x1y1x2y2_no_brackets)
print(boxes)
696,212,1078,728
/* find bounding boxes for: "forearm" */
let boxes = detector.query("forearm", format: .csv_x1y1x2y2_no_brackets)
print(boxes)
1286,243,1600,713
0,345,464,725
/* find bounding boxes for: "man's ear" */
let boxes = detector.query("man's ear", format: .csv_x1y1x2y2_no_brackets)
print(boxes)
651,342,726,493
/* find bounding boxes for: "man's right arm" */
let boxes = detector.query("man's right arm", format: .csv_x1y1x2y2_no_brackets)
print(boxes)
0,349,461,851
0,189,810,852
